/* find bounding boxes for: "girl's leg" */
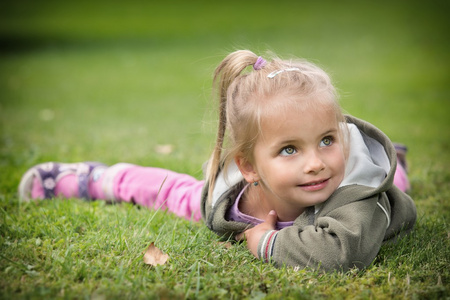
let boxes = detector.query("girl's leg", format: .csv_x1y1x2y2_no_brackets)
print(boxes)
21,162,204,221
393,144,410,193
393,163,410,193
105,164,204,221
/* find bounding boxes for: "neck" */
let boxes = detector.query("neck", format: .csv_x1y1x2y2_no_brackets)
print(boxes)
240,184,305,222
239,184,271,220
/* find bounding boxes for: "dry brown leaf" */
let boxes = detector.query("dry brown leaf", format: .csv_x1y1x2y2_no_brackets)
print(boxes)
143,242,169,266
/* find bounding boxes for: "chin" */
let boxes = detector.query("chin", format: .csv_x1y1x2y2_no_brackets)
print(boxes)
307,194,332,206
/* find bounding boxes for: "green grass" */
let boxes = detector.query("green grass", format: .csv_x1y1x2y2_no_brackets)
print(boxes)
1,0,449,298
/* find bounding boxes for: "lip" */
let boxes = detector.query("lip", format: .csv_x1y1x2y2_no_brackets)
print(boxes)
298,178,330,191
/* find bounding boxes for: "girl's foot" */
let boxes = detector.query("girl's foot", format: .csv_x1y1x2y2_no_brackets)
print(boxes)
393,143,408,172
18,162,107,201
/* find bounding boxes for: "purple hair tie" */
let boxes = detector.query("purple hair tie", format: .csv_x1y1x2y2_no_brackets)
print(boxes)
253,56,266,70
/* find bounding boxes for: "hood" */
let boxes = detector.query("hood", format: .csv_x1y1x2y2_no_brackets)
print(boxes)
340,123,391,188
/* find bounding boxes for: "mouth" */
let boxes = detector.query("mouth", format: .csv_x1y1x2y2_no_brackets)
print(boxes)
300,178,328,186
298,178,330,191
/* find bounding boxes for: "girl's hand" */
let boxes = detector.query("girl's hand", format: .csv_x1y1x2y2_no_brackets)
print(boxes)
236,210,278,258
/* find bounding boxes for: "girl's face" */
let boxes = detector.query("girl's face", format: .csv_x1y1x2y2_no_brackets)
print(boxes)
248,97,346,221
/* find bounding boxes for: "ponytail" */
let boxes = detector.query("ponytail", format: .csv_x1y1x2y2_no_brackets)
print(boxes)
205,50,259,204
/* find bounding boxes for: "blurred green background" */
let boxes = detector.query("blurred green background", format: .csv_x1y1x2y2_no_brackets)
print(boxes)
0,0,449,213
0,1,449,298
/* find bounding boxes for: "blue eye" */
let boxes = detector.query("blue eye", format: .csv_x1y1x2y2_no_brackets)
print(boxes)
280,147,297,156
320,137,333,147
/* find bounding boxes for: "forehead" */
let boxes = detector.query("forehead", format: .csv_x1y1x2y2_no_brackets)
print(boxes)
258,99,338,141
259,91,337,123
258,89,335,116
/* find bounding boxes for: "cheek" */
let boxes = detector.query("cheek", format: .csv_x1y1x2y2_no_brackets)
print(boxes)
325,146,344,166
258,161,289,184
266,163,296,186
333,151,347,178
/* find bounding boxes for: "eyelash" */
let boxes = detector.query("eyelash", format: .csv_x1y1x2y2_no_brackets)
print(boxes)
280,146,297,156
320,136,335,147
279,136,335,156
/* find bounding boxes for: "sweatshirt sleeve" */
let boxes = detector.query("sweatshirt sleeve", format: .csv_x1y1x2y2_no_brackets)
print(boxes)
257,196,389,271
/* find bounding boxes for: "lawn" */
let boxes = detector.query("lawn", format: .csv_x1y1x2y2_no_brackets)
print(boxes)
0,0,449,298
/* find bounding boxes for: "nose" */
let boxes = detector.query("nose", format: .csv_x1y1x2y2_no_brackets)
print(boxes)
303,150,326,174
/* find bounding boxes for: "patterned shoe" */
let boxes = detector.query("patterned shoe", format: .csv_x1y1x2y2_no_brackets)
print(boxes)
393,143,408,172
18,162,107,202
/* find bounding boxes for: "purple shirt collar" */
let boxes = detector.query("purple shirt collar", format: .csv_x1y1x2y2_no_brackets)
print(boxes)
226,183,294,230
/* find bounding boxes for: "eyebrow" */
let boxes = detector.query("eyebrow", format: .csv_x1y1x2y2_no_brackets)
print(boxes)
273,128,339,147
320,129,338,136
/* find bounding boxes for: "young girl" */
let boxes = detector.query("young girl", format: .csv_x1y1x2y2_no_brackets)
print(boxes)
19,50,416,272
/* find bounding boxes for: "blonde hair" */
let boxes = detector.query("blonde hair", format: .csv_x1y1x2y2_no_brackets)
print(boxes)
206,50,346,204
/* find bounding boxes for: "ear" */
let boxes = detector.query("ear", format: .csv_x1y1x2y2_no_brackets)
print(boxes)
235,155,260,184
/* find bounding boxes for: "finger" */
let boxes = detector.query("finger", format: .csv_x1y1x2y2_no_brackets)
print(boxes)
265,210,278,227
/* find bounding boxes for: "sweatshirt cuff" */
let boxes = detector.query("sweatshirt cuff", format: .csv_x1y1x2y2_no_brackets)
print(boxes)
257,230,279,263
